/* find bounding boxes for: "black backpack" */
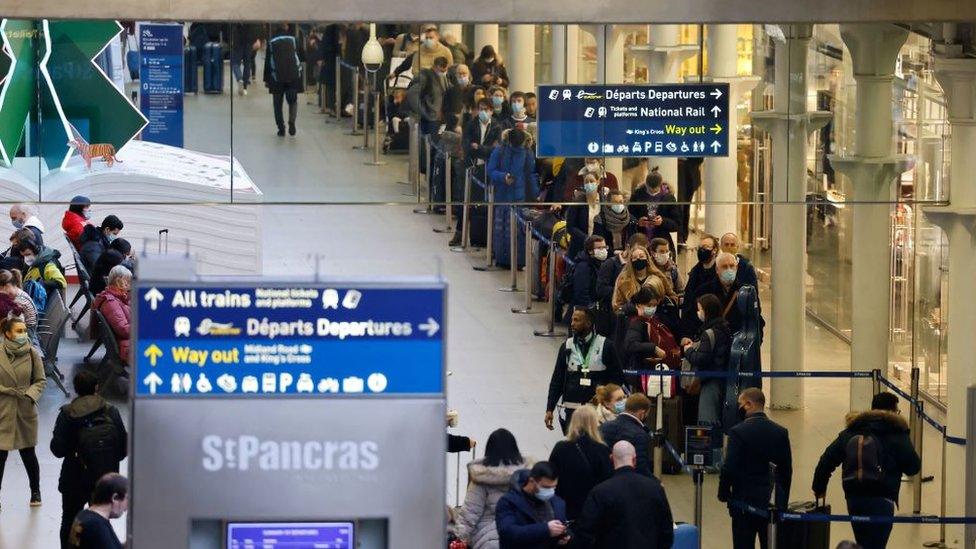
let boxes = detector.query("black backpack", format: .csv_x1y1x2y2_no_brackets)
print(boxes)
76,408,121,481
556,261,579,306
841,431,885,487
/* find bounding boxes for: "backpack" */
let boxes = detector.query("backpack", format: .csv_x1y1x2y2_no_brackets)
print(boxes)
76,408,122,482
556,260,578,306
22,279,47,314
841,432,885,487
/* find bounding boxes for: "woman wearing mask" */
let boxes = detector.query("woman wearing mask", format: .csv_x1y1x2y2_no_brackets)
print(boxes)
590,383,625,424
487,86,510,125
565,173,605,260
623,287,667,371
61,195,92,249
20,240,67,296
472,45,509,88
0,271,35,347
594,189,637,252
611,245,674,311
487,129,538,268
508,91,534,130
456,428,530,549
562,157,619,202
650,237,684,294
93,266,132,364
683,293,732,461
547,406,612,520
0,316,46,507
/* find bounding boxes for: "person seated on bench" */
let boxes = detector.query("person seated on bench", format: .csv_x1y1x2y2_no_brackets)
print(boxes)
93,266,132,365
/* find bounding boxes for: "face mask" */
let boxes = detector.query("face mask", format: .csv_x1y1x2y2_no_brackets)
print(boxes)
512,102,524,113
106,233,118,243
83,209,92,220
613,400,626,414
423,38,435,48
643,305,657,317
583,182,598,194
653,253,669,266
491,96,504,107
697,310,705,322
22,256,34,267
736,405,748,421
585,162,599,173
535,486,556,502
592,248,608,261
610,204,625,214
720,269,737,284
458,76,469,86
485,57,495,63
478,110,491,123
11,219,23,229
697,248,713,264
11,334,27,345
632,259,648,271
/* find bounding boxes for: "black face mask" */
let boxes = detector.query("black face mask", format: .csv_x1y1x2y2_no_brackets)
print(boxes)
736,406,748,421
632,259,649,271
697,248,713,264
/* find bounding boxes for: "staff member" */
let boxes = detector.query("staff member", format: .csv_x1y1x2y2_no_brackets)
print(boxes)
545,307,623,434
718,388,792,549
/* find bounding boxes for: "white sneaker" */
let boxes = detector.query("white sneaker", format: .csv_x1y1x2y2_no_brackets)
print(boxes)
237,82,244,96
242,88,248,96
344,103,354,116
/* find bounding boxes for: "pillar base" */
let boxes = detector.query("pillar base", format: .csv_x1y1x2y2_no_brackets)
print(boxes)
828,155,915,198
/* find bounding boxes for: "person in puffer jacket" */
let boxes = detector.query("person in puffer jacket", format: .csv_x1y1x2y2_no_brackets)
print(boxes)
456,429,533,549
92,266,132,363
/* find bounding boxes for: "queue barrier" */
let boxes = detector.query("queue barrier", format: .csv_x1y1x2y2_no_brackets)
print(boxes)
337,59,363,136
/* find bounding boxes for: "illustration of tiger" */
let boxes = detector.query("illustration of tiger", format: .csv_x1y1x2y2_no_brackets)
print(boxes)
67,140,122,169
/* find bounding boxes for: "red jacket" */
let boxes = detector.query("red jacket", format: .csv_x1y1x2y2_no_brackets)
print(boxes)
61,210,89,249
94,287,130,364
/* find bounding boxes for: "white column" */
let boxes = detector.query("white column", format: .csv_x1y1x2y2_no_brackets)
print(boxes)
703,25,755,238
829,24,911,410
439,24,463,49
927,57,976,546
565,25,579,84
596,25,627,182
507,24,536,93
630,24,699,196
474,25,499,55
753,25,831,410
552,25,566,84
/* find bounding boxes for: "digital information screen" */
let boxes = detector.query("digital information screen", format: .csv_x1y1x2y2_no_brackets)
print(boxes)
226,521,354,548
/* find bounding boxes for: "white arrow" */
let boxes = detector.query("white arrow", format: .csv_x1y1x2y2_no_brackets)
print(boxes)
710,140,722,153
419,317,440,337
711,105,722,118
144,287,164,311
710,88,723,100
143,372,163,394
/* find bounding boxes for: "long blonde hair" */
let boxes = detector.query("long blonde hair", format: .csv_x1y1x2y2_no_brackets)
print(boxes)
615,245,674,301
566,405,604,444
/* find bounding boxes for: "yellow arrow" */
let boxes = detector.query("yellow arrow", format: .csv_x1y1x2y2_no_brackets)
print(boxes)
710,124,722,134
144,344,163,367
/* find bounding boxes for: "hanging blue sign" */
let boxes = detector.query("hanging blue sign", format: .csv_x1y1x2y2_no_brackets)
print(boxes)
133,282,445,398
139,23,184,148
536,83,730,158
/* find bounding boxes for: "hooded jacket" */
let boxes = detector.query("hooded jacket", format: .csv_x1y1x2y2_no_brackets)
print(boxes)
62,210,88,249
812,410,921,504
50,394,127,494
457,459,534,549
495,469,567,549
79,224,108,272
25,246,66,293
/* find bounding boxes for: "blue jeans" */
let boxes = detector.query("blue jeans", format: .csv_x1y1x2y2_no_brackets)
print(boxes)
846,496,895,549
230,48,250,86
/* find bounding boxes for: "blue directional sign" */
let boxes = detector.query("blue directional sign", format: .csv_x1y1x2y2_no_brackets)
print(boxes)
227,522,354,548
133,283,445,397
536,84,730,158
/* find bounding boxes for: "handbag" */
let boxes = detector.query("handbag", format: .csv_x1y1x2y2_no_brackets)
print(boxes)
680,329,715,396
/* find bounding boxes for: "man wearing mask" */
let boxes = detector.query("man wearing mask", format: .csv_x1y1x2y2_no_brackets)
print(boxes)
570,236,608,314
720,232,759,288
394,24,454,75
693,252,761,336
628,167,680,255
407,56,450,137
718,388,792,549
546,307,623,434
68,473,129,549
680,234,719,339
495,462,570,548
79,215,124,272
462,98,501,168
442,64,471,133
598,393,655,477
509,91,534,130
562,157,619,202
8,205,44,246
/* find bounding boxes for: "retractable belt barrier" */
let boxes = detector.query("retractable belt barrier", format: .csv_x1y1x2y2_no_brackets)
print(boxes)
877,376,967,446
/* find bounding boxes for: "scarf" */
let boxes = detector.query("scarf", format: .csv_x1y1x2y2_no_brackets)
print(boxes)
4,335,30,358
600,205,631,233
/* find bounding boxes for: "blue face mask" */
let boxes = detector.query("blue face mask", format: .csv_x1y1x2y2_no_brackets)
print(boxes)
458,77,469,86
11,334,28,345
535,486,556,502
11,219,23,229
610,204,625,214
478,110,491,123
583,182,598,194
106,233,118,243
491,96,504,107
613,400,626,414
512,102,524,114
720,269,737,284
643,305,657,317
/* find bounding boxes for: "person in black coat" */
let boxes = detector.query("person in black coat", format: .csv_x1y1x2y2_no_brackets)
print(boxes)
316,24,341,112
573,441,674,549
595,234,650,338
90,240,134,296
718,388,792,549
264,24,306,136
78,216,123,273
719,232,759,288
463,98,503,168
622,287,667,372
680,234,719,341
546,307,624,434
593,191,638,253
598,393,653,478
569,236,608,312
495,463,569,549
547,406,612,520
51,370,127,549
628,167,680,255
565,174,607,261
813,392,920,549
693,252,764,336
442,64,472,133
683,293,732,435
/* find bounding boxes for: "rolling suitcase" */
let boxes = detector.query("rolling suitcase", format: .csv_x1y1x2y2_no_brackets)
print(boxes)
777,499,831,549
204,42,223,93
184,46,198,94
672,523,699,549
645,395,685,474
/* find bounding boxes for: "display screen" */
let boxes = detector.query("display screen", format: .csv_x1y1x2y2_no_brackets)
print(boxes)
226,521,354,548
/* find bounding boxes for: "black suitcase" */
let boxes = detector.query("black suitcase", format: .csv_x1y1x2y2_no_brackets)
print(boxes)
645,395,685,474
777,500,831,549
468,205,488,248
